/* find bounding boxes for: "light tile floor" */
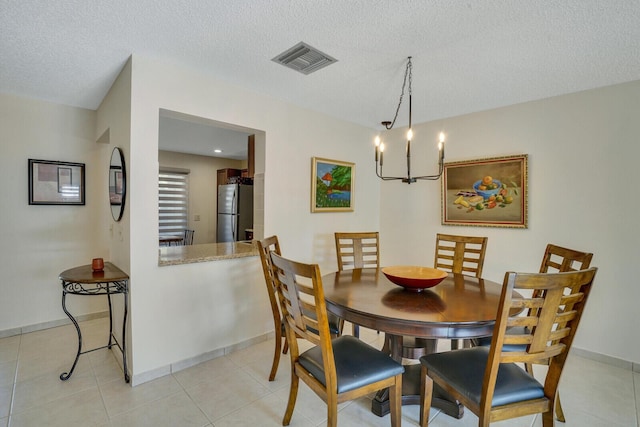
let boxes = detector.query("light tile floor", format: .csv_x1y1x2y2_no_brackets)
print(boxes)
0,317,638,426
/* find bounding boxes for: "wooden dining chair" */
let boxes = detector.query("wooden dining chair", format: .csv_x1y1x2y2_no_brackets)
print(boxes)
334,232,380,337
256,236,342,382
434,233,488,278
402,234,488,358
256,236,286,381
538,243,593,275
334,232,380,271
472,243,593,422
419,267,598,427
270,251,404,427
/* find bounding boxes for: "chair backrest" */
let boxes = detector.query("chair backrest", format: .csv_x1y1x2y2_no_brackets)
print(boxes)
483,267,597,413
539,244,593,274
270,252,337,377
434,233,487,278
531,244,593,308
183,229,195,245
334,232,380,271
256,236,283,325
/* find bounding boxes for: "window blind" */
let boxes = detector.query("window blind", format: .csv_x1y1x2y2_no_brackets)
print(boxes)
159,171,189,237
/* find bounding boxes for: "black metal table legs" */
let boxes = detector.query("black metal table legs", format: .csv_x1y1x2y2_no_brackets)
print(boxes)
59,282,129,383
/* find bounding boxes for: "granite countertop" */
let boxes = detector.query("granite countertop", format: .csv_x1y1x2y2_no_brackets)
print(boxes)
159,241,258,266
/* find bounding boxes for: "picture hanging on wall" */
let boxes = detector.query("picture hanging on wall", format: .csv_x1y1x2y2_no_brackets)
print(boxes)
28,159,85,205
441,154,528,228
311,157,355,212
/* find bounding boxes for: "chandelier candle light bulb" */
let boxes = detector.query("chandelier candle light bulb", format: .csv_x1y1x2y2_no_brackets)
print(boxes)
374,136,385,166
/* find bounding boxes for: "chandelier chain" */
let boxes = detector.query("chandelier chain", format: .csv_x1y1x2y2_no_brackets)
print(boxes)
384,57,412,130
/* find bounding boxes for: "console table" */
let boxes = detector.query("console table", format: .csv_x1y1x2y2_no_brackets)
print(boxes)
59,262,129,382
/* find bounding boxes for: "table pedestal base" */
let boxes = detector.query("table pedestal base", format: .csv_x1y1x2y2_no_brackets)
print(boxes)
371,364,463,418
372,335,464,419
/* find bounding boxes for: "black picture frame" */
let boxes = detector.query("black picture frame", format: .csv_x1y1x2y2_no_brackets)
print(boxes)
28,159,85,205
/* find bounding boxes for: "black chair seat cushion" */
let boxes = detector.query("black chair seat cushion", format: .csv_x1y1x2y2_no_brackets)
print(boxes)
474,326,529,352
299,335,404,394
420,347,544,407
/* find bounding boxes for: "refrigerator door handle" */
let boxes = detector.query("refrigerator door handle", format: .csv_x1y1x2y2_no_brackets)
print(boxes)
231,215,236,241
232,188,237,215
231,188,237,241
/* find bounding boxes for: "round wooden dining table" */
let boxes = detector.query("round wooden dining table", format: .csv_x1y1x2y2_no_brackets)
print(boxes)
322,267,512,419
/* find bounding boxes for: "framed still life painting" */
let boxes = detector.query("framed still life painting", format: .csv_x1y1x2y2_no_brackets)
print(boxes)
441,154,528,228
311,157,354,212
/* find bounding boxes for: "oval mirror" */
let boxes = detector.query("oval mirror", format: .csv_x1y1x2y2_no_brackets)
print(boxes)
109,147,126,221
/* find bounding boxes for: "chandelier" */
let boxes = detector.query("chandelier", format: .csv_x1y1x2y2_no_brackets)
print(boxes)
374,57,445,184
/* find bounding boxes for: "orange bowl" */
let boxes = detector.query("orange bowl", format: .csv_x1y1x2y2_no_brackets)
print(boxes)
381,266,448,291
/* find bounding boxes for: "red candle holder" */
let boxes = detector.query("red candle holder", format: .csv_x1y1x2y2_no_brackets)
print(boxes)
92,258,104,272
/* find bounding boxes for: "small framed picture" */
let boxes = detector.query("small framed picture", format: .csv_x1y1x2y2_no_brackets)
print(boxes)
441,154,528,228
28,159,85,205
311,157,355,212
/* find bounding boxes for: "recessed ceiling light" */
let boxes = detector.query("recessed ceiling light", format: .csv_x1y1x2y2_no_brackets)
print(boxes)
214,149,222,153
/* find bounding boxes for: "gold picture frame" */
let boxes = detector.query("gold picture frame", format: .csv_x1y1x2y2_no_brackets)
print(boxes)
311,157,355,212
442,154,528,228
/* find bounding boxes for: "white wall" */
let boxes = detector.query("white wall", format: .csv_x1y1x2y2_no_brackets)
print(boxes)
158,150,244,244
380,80,640,365
0,93,110,334
96,59,132,274
125,55,381,380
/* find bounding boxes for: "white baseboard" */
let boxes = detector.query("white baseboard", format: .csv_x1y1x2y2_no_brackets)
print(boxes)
130,332,273,387
0,311,110,339
571,346,639,373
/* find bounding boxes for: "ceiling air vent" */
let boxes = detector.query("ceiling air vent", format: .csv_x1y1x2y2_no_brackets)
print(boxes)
272,42,337,75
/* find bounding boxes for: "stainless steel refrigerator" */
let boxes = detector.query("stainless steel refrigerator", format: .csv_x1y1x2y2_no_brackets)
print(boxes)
217,183,254,242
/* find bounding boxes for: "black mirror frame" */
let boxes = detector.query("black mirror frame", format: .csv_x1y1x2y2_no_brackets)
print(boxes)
109,147,126,222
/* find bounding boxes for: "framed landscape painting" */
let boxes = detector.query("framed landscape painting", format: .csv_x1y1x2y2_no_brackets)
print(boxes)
311,157,354,212
441,154,528,228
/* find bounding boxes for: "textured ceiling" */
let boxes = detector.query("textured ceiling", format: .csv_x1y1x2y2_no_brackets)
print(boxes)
2,0,640,132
